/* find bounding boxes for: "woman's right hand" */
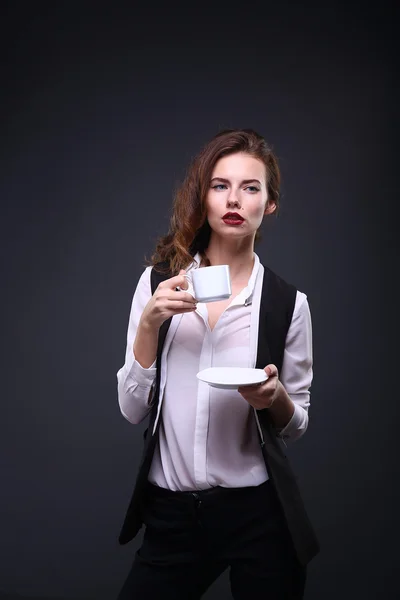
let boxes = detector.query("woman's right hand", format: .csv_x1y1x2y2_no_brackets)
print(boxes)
140,269,197,329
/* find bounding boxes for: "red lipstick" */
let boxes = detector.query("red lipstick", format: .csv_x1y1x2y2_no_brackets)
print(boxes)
222,212,244,226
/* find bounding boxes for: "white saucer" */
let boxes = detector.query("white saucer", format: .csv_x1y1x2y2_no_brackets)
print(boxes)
197,367,268,390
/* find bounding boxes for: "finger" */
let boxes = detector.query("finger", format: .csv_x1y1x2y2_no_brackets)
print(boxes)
238,381,265,395
167,300,198,311
161,270,189,291
237,386,251,395
177,269,190,290
169,306,198,315
170,290,197,304
265,364,278,378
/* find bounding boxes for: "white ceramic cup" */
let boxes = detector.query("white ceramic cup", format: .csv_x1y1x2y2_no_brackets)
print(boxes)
185,264,231,303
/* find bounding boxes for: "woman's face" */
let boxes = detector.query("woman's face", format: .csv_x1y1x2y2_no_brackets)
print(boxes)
205,152,276,241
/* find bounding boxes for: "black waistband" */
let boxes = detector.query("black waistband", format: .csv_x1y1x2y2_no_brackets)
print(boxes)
147,479,270,500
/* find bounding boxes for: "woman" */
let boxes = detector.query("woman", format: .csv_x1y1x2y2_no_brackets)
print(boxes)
116,129,319,599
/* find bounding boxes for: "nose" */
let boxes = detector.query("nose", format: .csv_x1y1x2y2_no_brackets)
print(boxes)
226,188,241,208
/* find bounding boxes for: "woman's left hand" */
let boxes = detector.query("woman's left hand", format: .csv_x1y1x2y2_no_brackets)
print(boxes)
238,364,280,410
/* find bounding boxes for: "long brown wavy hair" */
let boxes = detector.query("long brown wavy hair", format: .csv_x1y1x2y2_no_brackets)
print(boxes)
148,128,281,275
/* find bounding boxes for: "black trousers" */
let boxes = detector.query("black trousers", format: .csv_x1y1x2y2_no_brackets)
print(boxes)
117,479,306,599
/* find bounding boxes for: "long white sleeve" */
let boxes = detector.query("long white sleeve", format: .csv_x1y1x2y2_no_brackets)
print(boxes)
278,292,313,443
117,267,157,425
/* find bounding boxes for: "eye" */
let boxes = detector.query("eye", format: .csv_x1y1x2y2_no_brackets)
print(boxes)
211,184,227,191
245,186,260,193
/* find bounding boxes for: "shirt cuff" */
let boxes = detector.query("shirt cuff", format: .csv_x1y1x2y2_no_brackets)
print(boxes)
127,357,157,387
277,401,307,439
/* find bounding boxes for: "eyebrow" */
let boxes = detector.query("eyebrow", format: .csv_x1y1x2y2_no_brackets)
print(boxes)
210,177,262,185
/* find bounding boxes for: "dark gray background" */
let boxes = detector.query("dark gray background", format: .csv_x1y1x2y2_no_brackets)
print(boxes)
0,1,397,599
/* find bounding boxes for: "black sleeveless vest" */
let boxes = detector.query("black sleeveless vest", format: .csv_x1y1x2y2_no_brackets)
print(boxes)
118,264,320,565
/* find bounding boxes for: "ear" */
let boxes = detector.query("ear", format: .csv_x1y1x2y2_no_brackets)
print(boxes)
264,201,277,216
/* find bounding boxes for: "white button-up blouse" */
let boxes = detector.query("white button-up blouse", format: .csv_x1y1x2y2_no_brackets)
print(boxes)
117,252,313,492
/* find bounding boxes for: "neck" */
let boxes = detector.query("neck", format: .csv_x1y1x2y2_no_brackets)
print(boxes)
202,236,255,283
